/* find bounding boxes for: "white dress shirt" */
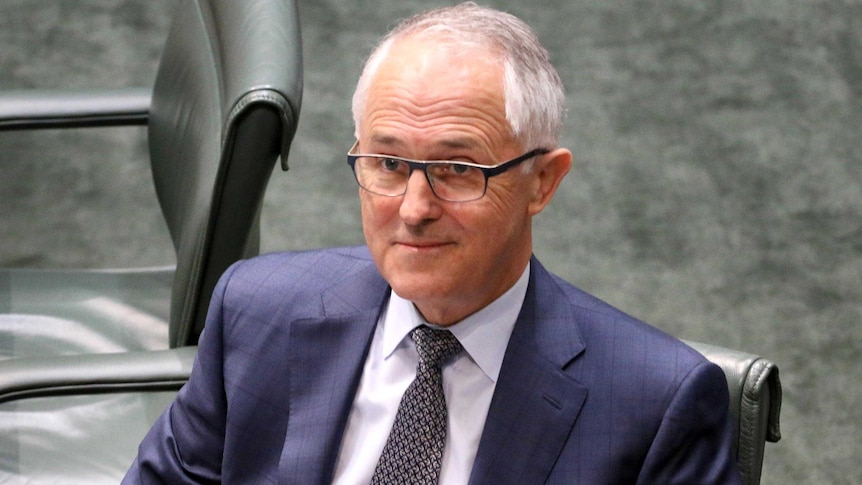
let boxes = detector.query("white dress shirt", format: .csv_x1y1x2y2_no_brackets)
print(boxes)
332,264,530,485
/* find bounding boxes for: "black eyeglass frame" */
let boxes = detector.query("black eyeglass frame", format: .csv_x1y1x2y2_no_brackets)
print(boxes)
346,141,550,202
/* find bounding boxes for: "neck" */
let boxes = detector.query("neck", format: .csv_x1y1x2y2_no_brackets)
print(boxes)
414,257,531,327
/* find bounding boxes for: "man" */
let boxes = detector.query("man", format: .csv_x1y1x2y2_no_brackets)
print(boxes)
125,3,739,484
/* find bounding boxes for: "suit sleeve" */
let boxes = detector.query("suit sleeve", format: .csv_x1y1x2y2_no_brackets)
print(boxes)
121,262,241,484
636,360,742,485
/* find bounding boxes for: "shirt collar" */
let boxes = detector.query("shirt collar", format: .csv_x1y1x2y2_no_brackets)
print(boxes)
381,262,530,383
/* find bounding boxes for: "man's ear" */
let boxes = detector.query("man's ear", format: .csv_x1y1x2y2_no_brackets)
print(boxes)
528,148,572,216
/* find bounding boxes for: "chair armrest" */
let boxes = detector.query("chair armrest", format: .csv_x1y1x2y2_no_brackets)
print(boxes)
0,88,151,130
0,346,196,405
685,340,782,485
685,340,782,442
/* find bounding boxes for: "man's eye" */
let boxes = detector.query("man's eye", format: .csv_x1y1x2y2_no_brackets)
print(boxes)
436,163,473,175
450,163,472,175
380,158,401,171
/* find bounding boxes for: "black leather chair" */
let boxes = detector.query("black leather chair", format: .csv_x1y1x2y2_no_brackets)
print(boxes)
0,0,301,481
0,0,302,359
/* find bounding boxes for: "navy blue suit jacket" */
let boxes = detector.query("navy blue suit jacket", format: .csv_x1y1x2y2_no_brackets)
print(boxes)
125,246,740,484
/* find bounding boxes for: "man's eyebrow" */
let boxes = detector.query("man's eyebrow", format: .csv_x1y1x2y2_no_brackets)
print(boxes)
436,138,481,150
369,134,401,146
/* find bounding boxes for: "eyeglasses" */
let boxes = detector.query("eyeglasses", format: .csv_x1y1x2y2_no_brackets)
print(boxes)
347,141,549,202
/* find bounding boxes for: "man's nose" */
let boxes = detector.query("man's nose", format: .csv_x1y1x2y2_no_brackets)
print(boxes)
399,170,442,224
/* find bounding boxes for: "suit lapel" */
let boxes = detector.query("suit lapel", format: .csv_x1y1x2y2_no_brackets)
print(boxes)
277,263,389,485
469,259,588,485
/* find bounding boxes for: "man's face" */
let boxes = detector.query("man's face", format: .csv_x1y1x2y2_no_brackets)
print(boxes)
357,38,548,326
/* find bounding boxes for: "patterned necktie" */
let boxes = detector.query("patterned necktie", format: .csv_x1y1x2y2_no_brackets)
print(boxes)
371,326,463,485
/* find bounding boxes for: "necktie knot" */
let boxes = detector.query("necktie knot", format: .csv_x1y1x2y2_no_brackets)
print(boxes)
411,326,462,368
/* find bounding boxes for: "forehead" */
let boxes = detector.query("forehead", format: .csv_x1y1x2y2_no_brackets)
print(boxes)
361,37,512,151
374,38,502,101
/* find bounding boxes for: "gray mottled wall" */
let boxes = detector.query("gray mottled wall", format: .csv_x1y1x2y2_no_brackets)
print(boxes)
1,1,861,483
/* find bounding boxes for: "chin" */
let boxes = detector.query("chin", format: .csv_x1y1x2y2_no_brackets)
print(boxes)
386,271,452,302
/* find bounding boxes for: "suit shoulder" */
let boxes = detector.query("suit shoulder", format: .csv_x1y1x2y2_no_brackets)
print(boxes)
229,246,374,283
240,245,373,269
545,270,708,369
217,246,379,312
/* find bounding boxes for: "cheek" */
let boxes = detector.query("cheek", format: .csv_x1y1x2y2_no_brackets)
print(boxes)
464,184,534,246
360,194,397,237
480,181,532,222
456,196,522,248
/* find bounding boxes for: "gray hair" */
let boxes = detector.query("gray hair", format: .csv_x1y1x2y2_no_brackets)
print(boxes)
351,2,566,151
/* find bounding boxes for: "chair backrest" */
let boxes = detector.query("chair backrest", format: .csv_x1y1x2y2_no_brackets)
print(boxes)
685,341,782,485
148,0,302,347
